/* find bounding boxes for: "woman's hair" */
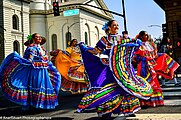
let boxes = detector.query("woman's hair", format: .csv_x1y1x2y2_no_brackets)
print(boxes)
32,33,38,39
137,31,146,40
69,39,77,46
103,20,116,35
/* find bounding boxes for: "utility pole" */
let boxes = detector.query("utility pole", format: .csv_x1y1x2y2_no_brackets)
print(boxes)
122,0,127,31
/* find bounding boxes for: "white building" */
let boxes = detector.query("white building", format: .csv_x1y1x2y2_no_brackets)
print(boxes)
0,0,113,63
0,0,31,63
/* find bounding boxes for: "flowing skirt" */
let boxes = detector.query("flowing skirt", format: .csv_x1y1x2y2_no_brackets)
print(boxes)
77,44,142,116
55,50,88,94
0,52,61,109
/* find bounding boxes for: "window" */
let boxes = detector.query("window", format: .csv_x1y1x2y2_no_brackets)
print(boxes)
95,26,99,40
85,23,90,45
12,15,19,30
52,34,57,50
66,32,71,47
85,32,88,45
13,40,20,54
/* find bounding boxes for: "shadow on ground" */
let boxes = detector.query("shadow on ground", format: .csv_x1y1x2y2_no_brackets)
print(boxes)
137,105,181,114
0,90,84,116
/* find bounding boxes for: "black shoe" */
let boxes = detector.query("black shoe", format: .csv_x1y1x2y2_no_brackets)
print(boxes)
141,106,149,109
128,114,136,117
125,114,136,117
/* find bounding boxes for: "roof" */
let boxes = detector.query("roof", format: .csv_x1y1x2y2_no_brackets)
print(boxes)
154,0,164,10
59,0,113,18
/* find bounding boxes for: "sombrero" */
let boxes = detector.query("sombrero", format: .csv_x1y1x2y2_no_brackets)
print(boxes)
24,34,46,46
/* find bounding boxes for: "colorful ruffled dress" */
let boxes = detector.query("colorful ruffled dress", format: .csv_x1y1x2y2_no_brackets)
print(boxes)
77,35,153,116
54,46,88,94
0,44,61,109
135,41,179,107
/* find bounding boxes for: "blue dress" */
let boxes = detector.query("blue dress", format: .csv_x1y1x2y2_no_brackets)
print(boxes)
0,44,61,109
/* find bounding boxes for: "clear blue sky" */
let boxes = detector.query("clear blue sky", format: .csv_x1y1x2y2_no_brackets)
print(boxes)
103,0,165,39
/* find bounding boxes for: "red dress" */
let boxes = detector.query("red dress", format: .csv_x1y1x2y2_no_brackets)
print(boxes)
135,41,179,107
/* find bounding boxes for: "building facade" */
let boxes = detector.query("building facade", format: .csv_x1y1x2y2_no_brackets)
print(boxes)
0,0,31,63
29,0,113,52
0,0,113,63
154,0,181,59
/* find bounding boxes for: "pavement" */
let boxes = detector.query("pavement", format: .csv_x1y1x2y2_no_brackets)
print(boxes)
0,78,181,120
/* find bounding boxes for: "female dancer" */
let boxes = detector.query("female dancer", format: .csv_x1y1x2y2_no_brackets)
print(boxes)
53,39,88,94
135,31,180,107
76,20,153,119
0,33,61,110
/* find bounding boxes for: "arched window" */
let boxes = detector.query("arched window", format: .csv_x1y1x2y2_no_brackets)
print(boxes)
66,32,71,47
52,34,57,50
85,23,90,45
85,32,88,45
12,15,19,30
13,40,20,54
95,26,99,40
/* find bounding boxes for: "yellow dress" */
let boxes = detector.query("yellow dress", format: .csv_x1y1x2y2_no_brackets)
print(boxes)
55,47,88,94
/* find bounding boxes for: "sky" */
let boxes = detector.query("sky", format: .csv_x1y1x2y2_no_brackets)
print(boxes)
103,0,165,39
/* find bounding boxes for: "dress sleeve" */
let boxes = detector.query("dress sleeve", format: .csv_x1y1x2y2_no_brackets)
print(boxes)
23,46,35,62
66,47,73,56
94,37,106,54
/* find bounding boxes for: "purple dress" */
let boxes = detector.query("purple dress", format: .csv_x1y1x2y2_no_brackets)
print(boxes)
77,35,153,116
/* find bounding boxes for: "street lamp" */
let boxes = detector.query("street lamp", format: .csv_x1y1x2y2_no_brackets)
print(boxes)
148,25,161,28
148,24,162,38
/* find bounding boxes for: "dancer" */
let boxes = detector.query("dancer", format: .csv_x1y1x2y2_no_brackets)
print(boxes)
76,20,153,119
0,33,61,110
54,39,89,94
135,31,180,107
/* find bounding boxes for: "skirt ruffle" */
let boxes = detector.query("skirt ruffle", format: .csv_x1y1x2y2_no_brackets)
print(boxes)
140,91,164,107
77,83,140,115
61,77,88,94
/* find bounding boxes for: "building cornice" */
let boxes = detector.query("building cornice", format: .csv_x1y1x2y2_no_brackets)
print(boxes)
17,0,33,3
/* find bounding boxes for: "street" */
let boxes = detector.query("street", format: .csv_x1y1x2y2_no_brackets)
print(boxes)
0,90,181,120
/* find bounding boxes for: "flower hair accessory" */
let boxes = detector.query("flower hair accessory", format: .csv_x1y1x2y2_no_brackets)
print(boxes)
102,22,109,30
27,34,33,41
